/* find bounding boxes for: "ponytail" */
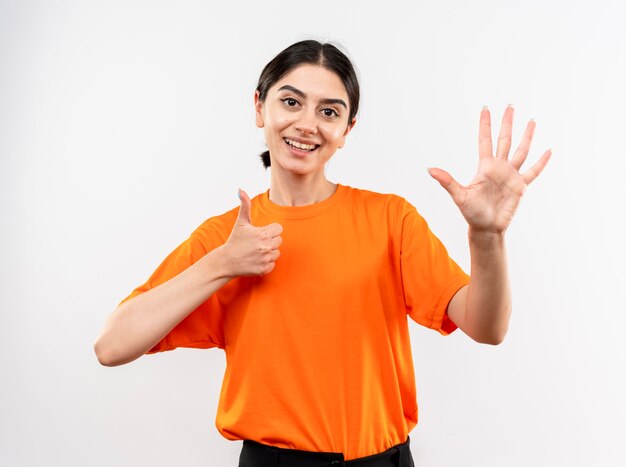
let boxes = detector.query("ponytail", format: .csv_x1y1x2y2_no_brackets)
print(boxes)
260,150,271,169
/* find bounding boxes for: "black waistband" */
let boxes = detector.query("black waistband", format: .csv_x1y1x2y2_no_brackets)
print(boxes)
239,436,413,467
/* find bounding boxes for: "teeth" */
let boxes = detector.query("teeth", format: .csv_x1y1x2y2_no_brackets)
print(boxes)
285,138,317,151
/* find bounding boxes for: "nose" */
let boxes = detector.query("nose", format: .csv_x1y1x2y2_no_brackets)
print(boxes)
295,111,318,135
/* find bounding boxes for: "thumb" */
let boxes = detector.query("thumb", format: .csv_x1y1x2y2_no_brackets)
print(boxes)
236,188,252,225
427,167,462,203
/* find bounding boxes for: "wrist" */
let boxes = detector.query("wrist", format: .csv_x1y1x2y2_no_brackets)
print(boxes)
468,227,506,248
203,244,235,281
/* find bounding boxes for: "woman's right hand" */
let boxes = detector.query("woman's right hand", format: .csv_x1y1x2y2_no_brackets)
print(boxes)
219,189,283,277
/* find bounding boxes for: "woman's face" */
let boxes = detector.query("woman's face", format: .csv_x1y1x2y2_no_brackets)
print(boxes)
255,64,355,177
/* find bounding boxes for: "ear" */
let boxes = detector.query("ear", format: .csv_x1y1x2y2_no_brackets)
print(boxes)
337,117,356,149
254,90,264,128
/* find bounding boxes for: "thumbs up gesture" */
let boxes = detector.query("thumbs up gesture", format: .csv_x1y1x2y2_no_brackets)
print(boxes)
220,189,283,277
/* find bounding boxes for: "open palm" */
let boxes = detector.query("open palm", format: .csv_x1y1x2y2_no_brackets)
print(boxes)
429,106,551,234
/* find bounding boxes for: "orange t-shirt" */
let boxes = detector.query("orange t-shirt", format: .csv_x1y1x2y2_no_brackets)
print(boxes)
119,184,469,460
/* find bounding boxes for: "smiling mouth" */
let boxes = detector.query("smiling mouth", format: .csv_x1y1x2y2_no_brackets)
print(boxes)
283,137,320,152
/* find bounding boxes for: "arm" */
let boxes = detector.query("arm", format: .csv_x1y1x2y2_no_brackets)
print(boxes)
447,230,509,345
94,246,232,367
94,189,282,366
430,105,551,345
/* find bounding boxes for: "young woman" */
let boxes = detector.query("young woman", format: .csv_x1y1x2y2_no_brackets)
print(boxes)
94,40,551,467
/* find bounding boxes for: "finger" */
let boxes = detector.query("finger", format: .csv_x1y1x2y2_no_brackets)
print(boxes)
511,119,536,170
237,189,252,225
428,167,463,204
479,106,493,160
522,149,552,185
264,222,283,238
269,235,283,249
495,105,514,160
262,262,276,275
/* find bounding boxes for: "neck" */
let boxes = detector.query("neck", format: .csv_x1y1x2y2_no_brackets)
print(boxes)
269,169,336,206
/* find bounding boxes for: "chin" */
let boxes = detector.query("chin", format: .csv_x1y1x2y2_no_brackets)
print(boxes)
280,164,319,176
273,157,325,176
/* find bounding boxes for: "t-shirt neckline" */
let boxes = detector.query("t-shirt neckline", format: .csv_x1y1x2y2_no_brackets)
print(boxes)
257,183,350,220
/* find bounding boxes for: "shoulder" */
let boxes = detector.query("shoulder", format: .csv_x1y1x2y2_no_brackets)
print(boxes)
343,185,415,215
188,205,239,250
343,185,429,237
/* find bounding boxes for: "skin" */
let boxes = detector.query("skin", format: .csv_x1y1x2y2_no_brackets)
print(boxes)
432,106,552,344
94,65,550,366
253,64,355,206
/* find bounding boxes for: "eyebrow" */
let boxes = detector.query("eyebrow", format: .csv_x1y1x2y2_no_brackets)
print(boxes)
277,85,347,109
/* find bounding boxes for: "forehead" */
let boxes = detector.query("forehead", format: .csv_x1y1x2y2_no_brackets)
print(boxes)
270,64,349,100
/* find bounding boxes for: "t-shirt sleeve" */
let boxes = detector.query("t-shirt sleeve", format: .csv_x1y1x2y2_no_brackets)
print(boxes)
117,223,226,353
399,200,470,335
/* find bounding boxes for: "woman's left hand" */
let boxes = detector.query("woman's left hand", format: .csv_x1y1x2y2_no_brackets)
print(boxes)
428,105,551,234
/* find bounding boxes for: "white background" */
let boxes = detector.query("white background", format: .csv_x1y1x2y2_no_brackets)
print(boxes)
1,0,625,466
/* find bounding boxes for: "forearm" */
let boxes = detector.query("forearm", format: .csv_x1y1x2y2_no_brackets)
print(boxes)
94,246,232,367
463,228,511,344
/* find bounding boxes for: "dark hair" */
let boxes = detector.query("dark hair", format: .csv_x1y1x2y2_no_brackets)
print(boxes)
256,40,360,169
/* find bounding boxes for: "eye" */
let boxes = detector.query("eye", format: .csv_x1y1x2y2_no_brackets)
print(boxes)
322,108,339,118
281,97,300,107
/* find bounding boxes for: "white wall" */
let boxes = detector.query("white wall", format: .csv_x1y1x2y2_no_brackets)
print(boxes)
1,0,624,466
